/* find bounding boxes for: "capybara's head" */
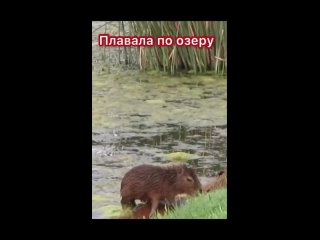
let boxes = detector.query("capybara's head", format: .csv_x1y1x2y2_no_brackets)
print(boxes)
202,168,227,193
173,164,202,196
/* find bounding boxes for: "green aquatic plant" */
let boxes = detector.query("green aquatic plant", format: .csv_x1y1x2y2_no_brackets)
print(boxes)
96,205,123,218
165,152,195,162
145,99,166,104
92,194,107,202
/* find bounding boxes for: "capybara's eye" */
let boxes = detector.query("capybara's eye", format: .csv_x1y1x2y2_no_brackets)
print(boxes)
186,177,193,182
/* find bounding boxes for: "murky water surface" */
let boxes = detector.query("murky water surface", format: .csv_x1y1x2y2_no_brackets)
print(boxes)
92,69,227,219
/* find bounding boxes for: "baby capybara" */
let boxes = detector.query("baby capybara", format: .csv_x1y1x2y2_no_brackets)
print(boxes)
120,164,202,217
202,169,227,193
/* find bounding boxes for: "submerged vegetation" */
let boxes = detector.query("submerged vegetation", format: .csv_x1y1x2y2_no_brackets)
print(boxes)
165,152,196,162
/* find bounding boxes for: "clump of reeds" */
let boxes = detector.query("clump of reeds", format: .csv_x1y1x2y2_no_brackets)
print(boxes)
129,21,227,75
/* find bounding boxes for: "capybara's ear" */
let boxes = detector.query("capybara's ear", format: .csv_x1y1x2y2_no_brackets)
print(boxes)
218,170,225,176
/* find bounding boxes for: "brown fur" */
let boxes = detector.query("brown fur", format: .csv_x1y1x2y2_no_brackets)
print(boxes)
113,202,167,219
202,169,227,193
120,164,202,217
114,198,188,219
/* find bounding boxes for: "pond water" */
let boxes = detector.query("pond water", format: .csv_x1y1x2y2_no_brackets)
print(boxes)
92,69,227,219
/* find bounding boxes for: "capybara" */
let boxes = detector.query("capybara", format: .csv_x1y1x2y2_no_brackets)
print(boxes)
114,202,169,219
132,202,169,219
120,164,202,217
114,196,188,219
131,196,187,219
202,169,227,193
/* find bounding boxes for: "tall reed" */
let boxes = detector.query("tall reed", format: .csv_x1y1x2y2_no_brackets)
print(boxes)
129,21,227,75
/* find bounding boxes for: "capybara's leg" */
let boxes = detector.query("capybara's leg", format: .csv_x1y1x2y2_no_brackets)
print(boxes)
149,198,160,218
121,197,136,209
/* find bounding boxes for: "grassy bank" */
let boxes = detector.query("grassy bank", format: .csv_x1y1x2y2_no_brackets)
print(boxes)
156,188,227,219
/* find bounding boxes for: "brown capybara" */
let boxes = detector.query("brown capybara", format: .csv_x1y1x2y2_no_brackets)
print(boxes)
202,169,227,193
120,164,202,217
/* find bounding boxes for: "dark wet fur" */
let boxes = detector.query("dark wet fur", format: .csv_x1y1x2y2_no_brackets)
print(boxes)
120,164,202,210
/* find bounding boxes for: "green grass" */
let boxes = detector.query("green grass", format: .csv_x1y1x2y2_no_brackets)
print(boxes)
156,188,227,219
